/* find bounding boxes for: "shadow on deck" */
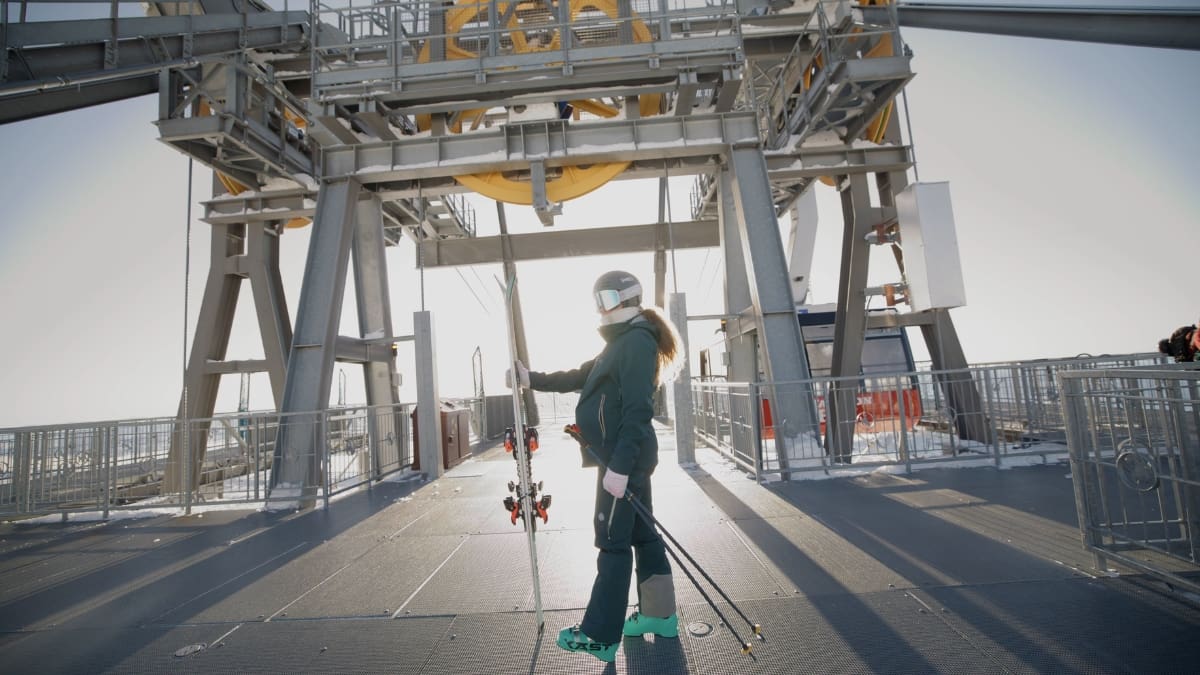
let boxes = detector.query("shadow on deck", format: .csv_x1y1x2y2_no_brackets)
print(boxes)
1,425,1198,673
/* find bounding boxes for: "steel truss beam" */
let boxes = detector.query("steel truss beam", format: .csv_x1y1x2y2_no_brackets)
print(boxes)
863,3,1200,51
311,144,909,206
205,188,316,225
323,113,759,183
314,35,743,107
0,12,307,124
416,219,718,267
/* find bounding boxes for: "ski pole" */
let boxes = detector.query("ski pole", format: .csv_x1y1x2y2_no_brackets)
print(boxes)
621,493,761,641
565,425,761,638
563,425,763,649
660,529,756,658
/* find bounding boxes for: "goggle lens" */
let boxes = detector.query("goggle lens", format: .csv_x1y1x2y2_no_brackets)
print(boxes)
594,289,622,312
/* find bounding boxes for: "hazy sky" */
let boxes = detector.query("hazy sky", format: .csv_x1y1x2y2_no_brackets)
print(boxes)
1,2,1198,426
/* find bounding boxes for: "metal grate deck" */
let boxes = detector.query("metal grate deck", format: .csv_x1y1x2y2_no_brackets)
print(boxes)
2,429,1199,673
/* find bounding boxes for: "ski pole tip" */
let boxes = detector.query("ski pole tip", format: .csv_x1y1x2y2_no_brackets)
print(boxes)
753,624,763,638
741,643,753,655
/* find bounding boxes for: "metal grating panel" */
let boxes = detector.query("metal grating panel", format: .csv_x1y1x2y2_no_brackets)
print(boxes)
400,532,536,615
0,624,217,675
731,515,911,597
924,578,1200,673
766,469,1086,586
679,593,985,675
283,535,468,619
659,521,787,608
399,496,501,536
527,528,608,612
120,617,450,675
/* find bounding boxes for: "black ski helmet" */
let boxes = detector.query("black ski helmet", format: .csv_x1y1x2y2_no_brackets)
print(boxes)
593,270,643,312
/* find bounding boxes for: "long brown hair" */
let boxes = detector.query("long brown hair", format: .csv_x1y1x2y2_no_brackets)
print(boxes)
639,307,684,385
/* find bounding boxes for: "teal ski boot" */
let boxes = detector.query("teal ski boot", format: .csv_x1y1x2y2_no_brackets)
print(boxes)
623,610,679,638
557,625,618,663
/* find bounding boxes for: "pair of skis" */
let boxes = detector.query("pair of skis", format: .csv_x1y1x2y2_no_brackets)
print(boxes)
497,275,545,632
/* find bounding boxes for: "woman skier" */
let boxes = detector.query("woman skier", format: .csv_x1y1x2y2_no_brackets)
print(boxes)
508,270,683,663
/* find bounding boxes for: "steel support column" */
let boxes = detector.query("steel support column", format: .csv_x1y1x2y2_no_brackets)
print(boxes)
165,217,294,493
413,311,443,480
165,221,242,494
246,223,292,404
920,308,992,444
654,177,670,417
827,173,876,463
352,196,402,478
670,293,695,465
271,179,361,504
718,164,761,462
726,147,818,462
654,176,669,309
786,189,819,305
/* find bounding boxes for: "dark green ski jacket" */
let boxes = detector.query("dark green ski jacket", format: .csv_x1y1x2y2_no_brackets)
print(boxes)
529,315,659,476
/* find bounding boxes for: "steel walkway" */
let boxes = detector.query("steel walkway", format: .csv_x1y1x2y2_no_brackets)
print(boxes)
1,426,1198,674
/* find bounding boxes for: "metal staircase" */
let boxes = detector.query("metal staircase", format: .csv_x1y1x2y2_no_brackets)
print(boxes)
761,2,910,150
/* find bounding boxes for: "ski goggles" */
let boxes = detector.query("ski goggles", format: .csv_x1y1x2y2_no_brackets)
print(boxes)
594,284,641,312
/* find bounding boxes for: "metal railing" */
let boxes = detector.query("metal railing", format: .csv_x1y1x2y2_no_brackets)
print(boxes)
309,0,743,96
1062,364,1200,593
0,402,415,518
691,353,1170,479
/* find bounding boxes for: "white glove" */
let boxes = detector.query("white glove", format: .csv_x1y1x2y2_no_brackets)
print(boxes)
505,360,530,389
602,468,629,499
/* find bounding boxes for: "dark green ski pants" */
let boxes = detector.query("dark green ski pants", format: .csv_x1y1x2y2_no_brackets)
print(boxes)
579,471,672,644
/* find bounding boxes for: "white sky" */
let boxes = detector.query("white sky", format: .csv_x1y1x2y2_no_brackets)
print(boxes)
1,3,1198,427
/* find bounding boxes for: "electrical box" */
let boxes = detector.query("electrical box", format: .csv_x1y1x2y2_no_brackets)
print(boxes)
895,182,966,312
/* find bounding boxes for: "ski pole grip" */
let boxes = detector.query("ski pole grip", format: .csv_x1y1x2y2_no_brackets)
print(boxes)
564,424,608,470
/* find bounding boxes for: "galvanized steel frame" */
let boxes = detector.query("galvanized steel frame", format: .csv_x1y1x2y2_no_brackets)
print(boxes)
1062,363,1200,594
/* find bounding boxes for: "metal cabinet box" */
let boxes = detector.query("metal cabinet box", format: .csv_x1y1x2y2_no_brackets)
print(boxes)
896,182,966,312
411,404,471,471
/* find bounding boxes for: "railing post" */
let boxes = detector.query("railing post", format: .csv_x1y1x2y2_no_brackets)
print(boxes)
322,411,331,510
983,368,1001,467
15,431,30,514
102,425,113,519
182,417,192,515
751,382,763,481
897,376,911,473
251,416,260,501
